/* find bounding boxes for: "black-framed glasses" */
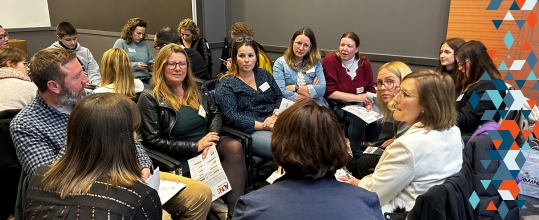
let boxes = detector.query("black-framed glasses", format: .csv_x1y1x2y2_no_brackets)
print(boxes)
235,36,254,43
457,59,469,67
376,79,396,89
166,61,188,70
395,87,419,99
153,43,166,50
0,32,8,40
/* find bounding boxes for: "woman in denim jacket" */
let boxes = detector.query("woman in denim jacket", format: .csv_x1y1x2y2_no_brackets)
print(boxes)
273,27,327,106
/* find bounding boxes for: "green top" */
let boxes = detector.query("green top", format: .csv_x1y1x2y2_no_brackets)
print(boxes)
170,105,208,142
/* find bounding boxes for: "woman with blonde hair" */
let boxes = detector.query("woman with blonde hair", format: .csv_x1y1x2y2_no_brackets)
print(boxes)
342,70,462,213
273,27,327,106
113,18,154,84
138,43,245,219
94,48,144,100
178,18,211,76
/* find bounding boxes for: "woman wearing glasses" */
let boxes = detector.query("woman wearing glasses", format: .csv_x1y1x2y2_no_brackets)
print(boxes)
137,44,246,219
0,25,9,48
454,40,503,141
322,31,382,158
0,47,36,111
273,27,327,106
347,61,412,178
113,18,154,84
215,39,283,160
341,70,462,213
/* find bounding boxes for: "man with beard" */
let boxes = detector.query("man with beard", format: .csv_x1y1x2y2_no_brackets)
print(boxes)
10,48,153,177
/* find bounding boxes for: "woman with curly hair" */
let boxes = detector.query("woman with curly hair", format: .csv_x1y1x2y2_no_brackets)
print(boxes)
178,18,212,76
113,17,154,84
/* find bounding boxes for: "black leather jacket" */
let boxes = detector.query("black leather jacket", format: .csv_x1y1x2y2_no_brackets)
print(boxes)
137,80,222,157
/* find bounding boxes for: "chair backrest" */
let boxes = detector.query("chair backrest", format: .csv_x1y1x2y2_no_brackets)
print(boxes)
0,109,22,219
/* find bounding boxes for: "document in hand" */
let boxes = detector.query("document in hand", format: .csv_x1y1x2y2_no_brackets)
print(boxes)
188,145,232,201
341,105,383,124
146,167,187,204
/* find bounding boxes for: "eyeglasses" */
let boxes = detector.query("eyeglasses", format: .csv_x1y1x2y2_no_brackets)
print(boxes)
457,59,469,67
0,32,8,40
23,62,29,67
294,41,311,49
235,36,254,43
376,79,396,89
395,87,419,99
166,61,188,70
153,43,166,50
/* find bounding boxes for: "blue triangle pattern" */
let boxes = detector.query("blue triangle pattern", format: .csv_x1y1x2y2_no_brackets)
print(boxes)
527,71,537,80
522,110,532,119
487,150,503,160
487,130,502,140
469,191,480,209
498,201,509,219
498,130,514,150
504,91,515,109
509,170,520,178
481,160,492,169
509,1,520,10
493,164,514,180
516,200,526,209
493,80,509,90
508,54,512,58
492,180,503,188
515,80,526,89
504,72,514,80
487,0,503,10
504,31,515,49
515,20,526,29
480,180,491,190
522,141,531,150
481,71,492,80
528,51,537,69
498,109,509,118
481,110,498,120
498,150,509,158
499,61,509,70
481,91,491,100
469,91,480,109
515,150,527,169
533,80,539,90
493,20,503,29
487,90,504,108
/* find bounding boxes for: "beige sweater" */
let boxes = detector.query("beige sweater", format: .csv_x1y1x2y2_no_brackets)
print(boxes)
0,67,37,111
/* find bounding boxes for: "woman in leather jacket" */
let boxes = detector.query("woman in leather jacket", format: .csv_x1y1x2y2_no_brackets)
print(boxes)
137,44,246,218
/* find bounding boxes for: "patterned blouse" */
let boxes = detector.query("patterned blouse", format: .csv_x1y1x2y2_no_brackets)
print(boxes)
215,68,283,134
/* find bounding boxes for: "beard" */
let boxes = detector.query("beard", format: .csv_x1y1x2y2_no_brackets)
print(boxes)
59,84,86,106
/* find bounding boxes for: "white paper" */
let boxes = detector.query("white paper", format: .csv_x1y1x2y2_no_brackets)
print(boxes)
146,167,187,204
188,145,232,201
266,168,285,184
366,92,377,102
342,105,383,124
335,168,352,182
277,98,295,115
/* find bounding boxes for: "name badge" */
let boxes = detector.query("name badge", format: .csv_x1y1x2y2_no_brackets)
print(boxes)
128,48,136,53
456,94,464,102
259,82,270,92
356,87,364,94
198,105,206,118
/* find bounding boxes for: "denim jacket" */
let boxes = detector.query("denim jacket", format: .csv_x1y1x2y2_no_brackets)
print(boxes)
272,56,328,106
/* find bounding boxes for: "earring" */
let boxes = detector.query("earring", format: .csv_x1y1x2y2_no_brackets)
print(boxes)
421,110,425,113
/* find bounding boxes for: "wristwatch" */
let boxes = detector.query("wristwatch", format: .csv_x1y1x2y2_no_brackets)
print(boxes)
294,84,299,92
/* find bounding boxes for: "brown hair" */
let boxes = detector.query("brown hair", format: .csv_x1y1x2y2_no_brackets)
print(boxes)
402,69,456,132
0,47,27,68
435,38,465,74
30,48,77,92
120,18,147,44
177,18,200,41
100,48,136,97
453,40,501,93
56,21,77,38
271,99,349,179
41,93,142,198
283,27,321,71
152,43,199,110
219,40,259,80
230,22,255,37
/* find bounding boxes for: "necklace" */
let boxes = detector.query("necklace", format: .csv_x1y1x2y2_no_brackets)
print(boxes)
342,59,355,72
294,61,303,71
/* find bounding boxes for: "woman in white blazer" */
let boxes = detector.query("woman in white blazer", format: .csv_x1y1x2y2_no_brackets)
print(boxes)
341,69,463,213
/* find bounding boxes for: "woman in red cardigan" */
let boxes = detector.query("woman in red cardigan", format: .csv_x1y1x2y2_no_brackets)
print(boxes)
322,31,382,157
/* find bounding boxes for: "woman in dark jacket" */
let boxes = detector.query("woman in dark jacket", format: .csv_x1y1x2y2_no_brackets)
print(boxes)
137,44,246,218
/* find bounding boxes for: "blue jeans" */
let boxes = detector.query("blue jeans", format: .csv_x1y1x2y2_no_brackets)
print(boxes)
347,115,383,157
251,130,273,160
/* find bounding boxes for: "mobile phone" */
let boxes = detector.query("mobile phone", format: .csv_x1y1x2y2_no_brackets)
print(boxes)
219,58,229,63
147,61,154,65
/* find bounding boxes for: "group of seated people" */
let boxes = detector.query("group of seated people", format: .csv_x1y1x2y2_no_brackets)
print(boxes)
0,18,532,220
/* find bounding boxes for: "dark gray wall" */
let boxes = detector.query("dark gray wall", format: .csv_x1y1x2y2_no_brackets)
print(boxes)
47,0,192,35
227,0,450,65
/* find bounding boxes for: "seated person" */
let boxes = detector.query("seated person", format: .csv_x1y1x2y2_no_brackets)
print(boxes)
273,27,327,106
0,25,8,48
347,61,411,178
215,39,283,160
178,18,212,77
10,48,212,220
137,44,246,219
453,40,505,141
341,70,463,213
154,26,209,80
322,32,382,157
94,48,144,100
0,47,37,111
25,93,163,219
229,22,272,73
49,21,101,86
233,99,385,220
